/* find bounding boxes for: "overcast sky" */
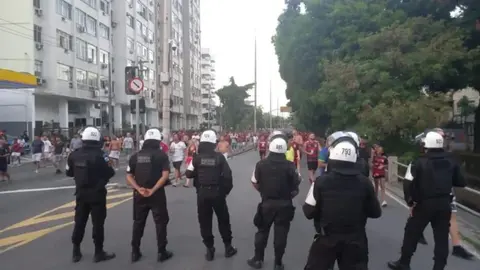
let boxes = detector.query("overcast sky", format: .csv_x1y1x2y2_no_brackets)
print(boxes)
200,0,287,115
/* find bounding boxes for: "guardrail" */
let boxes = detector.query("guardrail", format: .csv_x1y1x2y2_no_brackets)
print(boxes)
387,156,480,218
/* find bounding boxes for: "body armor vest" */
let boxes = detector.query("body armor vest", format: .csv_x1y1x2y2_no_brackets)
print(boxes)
135,151,156,188
74,152,92,188
196,154,221,186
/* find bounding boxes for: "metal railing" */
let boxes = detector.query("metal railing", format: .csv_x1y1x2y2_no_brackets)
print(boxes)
387,156,480,217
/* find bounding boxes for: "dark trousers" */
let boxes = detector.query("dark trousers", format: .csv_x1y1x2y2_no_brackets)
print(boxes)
197,189,232,248
253,201,294,262
131,191,169,253
304,231,369,270
400,198,451,270
71,199,107,252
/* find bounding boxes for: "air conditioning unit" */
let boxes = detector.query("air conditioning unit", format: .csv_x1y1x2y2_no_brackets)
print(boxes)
111,22,117,28
102,11,106,16
64,48,68,53
35,9,43,17
101,63,108,69
150,60,154,64
69,82,74,88
35,42,43,50
77,26,85,33
93,90,100,97
36,77,46,86
61,17,66,21
144,36,148,43
87,58,93,63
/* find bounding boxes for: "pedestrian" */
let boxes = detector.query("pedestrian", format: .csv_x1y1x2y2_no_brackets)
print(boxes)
303,139,382,270
185,130,238,261
66,127,116,263
126,128,174,263
247,137,300,270
388,131,466,270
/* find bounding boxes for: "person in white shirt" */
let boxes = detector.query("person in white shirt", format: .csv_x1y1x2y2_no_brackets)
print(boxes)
170,134,187,186
42,136,53,166
122,133,134,159
138,135,145,151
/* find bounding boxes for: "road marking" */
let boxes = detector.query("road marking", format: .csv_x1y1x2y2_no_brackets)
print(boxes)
386,190,480,259
0,183,121,195
0,190,133,254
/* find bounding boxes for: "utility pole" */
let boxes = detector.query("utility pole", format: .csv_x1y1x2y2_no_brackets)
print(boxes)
161,0,172,142
108,54,113,137
207,85,212,128
276,96,279,128
269,80,272,130
253,35,257,133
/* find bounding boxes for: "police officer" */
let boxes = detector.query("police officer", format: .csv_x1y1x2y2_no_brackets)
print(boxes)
324,131,369,177
67,127,116,263
303,140,382,270
185,130,238,261
126,128,173,263
388,131,466,270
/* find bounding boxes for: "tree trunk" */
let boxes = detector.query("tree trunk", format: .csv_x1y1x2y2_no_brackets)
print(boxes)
473,103,480,152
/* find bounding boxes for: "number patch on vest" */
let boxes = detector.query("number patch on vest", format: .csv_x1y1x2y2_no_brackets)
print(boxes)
137,156,151,163
200,158,216,166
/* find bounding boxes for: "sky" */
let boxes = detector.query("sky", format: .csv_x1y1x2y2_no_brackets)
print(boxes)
200,0,288,116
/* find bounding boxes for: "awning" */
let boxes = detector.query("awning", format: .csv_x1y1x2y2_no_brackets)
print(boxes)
0,68,37,89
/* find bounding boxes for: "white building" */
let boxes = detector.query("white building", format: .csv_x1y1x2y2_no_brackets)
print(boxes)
200,48,216,125
0,0,159,136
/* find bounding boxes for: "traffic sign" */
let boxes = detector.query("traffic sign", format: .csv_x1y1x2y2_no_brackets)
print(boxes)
128,77,144,94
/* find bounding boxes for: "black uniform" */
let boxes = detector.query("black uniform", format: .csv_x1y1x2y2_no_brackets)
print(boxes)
185,143,237,260
126,142,173,262
66,142,116,263
303,161,381,270
388,150,466,270
248,153,300,269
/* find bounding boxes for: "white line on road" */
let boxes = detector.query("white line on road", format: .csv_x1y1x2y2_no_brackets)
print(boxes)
385,191,480,260
0,183,120,194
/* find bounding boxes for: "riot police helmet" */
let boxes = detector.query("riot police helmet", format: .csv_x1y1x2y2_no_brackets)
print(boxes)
268,130,289,144
424,131,444,149
200,130,217,144
329,141,358,163
345,131,360,147
326,131,358,149
81,127,101,141
144,128,163,141
268,137,288,154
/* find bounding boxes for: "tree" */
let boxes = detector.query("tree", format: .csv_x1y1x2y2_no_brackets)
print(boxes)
216,77,255,130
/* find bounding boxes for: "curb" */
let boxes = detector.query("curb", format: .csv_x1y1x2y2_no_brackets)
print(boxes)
114,147,254,189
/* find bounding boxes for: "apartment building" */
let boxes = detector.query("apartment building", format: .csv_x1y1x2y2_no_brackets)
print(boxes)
0,0,159,135
200,48,216,125
171,0,201,130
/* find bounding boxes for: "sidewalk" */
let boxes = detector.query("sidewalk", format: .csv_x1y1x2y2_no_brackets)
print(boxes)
387,180,480,253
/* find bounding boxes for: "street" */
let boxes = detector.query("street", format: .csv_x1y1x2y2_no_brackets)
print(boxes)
0,150,478,270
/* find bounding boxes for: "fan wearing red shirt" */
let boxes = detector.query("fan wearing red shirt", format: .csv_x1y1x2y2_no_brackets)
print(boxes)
160,141,169,153
304,133,319,183
257,135,267,160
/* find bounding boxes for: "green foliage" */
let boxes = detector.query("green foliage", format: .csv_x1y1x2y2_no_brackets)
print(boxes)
273,0,480,152
457,96,476,116
215,77,254,130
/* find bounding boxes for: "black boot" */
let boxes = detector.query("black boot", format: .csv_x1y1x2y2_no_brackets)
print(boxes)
387,259,411,270
452,245,474,260
205,247,215,261
131,248,142,263
157,250,174,262
72,245,82,263
93,250,116,263
247,256,264,269
274,257,285,270
225,244,237,258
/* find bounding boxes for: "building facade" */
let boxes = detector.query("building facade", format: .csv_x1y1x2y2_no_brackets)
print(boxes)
200,48,216,125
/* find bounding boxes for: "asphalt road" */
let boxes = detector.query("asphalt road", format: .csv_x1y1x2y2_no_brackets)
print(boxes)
0,151,478,270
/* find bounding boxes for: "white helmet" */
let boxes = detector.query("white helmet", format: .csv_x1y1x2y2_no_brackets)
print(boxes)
269,137,288,153
81,127,101,141
346,131,360,147
200,130,217,144
327,131,357,149
329,141,357,163
144,128,163,141
424,131,443,148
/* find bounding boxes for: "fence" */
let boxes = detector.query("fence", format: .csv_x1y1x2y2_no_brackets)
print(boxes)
387,156,480,217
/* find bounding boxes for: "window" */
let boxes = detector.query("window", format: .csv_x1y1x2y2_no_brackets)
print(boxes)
144,68,149,81
56,0,72,19
76,9,86,27
148,11,153,22
33,25,42,42
127,14,134,27
127,38,134,51
136,20,142,33
57,63,72,81
57,30,73,50
148,49,153,61
100,50,109,64
86,16,97,36
136,0,142,12
33,0,40,8
87,72,98,87
100,77,108,88
141,24,147,37
76,69,87,85
87,44,97,63
136,42,142,55
34,60,43,76
100,0,109,14
81,0,96,8
76,38,87,60
99,23,109,39
149,69,154,81
127,59,134,66
147,29,153,40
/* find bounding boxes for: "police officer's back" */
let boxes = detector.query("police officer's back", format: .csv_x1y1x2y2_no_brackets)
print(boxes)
388,132,466,270
126,128,173,263
303,141,381,270
247,137,300,270
66,127,115,263
185,130,238,261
